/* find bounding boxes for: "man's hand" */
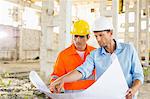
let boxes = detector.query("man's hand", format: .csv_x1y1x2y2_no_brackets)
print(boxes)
50,78,64,93
126,88,136,99
126,79,142,99
50,70,83,93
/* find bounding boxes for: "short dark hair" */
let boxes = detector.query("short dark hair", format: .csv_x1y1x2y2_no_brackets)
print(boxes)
93,29,113,33
86,34,89,39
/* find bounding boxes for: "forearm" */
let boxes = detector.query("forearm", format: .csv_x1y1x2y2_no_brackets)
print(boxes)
126,79,142,98
131,79,142,94
60,70,83,83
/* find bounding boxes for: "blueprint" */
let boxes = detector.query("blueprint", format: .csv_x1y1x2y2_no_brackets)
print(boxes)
29,56,129,99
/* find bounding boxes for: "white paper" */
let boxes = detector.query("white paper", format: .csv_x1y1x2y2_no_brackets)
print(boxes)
29,70,50,93
29,57,128,99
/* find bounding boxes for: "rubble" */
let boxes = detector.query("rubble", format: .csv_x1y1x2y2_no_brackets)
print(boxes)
0,72,48,99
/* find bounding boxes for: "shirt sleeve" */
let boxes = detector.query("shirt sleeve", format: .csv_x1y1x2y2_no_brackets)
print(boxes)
130,44,144,84
76,51,95,79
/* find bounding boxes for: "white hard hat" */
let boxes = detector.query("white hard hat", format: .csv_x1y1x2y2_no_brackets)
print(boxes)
92,16,113,32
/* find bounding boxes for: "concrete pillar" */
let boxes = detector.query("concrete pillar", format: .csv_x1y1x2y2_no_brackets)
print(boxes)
59,0,72,49
40,0,54,80
40,0,72,81
18,0,24,61
135,0,141,55
144,0,150,66
148,0,150,66
125,0,141,51
112,0,119,39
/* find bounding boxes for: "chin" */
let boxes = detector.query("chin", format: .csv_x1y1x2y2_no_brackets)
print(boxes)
77,46,82,49
99,44,103,47
100,45,106,48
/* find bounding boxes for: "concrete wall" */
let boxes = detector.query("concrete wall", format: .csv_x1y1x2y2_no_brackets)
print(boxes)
0,25,17,60
21,29,41,60
0,25,41,61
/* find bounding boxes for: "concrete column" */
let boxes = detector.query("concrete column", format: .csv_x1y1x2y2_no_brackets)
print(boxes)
124,0,141,53
99,0,106,16
124,0,129,43
135,0,141,55
40,0,72,80
65,0,72,48
145,0,150,66
59,0,72,49
112,0,119,39
40,0,54,79
18,0,24,61
148,0,150,66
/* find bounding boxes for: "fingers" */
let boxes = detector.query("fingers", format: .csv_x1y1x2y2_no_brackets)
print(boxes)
126,88,133,99
49,84,55,93
126,95,132,99
55,84,62,93
126,88,132,95
50,81,63,93
50,84,59,93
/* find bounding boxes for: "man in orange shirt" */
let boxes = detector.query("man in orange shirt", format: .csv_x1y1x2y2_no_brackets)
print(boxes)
50,20,96,93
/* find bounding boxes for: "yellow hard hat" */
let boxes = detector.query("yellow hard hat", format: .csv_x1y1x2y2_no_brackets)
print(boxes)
70,20,90,36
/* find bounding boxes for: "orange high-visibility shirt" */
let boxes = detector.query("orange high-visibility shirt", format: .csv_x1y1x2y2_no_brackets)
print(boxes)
50,44,96,90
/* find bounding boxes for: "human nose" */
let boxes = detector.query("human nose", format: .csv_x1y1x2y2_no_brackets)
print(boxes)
76,37,81,41
96,36,101,41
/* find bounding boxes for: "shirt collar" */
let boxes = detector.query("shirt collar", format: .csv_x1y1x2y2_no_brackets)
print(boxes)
100,40,123,55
